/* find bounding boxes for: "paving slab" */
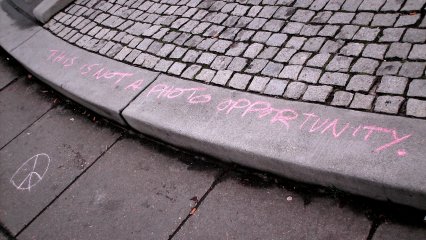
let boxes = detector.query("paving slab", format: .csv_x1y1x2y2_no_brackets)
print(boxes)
18,137,219,240
0,0,41,52
372,222,426,240
0,50,24,90
9,29,159,124
0,77,53,148
0,106,120,236
123,74,426,210
175,176,371,239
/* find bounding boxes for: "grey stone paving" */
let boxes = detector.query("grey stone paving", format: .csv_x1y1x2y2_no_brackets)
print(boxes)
372,222,426,240
18,138,219,240
174,175,371,240
1,50,425,239
0,104,120,235
0,77,53,148
45,0,426,119
0,50,23,90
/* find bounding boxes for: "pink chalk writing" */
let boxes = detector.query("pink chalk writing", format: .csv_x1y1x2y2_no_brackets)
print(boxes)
217,99,298,130
45,49,144,91
147,84,212,104
48,50,78,67
145,83,414,157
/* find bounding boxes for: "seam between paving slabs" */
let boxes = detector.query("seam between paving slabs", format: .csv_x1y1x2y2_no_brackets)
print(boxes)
14,135,123,238
168,169,228,240
0,103,55,152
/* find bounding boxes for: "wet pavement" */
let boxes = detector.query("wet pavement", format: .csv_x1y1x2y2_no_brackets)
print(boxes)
0,49,425,239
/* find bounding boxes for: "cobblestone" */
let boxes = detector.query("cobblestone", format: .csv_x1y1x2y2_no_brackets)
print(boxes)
350,93,375,110
403,29,426,43
374,96,404,114
395,15,421,27
306,53,330,67
197,52,216,65
408,45,426,60
386,43,411,59
245,59,268,74
252,31,272,43
379,28,404,42
362,44,387,60
195,69,216,82
326,55,353,72
284,82,308,99
228,73,251,90
376,61,402,76
399,62,425,78
181,64,202,79
211,70,233,85
340,43,364,57
377,76,408,95
211,56,232,70
352,27,379,41
49,0,426,118
248,76,270,92
298,67,322,83
228,57,247,72
406,99,426,118
264,79,288,96
319,72,349,86
302,85,333,102
346,75,375,92
407,79,426,98
279,65,303,80
371,14,398,27
351,58,379,74
331,91,353,107
261,62,284,77
266,33,288,47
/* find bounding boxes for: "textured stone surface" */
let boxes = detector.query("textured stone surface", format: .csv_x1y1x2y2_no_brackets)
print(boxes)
175,178,371,240
302,85,333,102
18,138,218,240
346,75,375,92
284,82,308,99
350,93,375,110
331,91,354,107
373,222,426,240
0,107,120,235
0,77,53,148
10,30,159,124
407,79,426,98
377,76,408,95
374,95,404,114
124,75,426,210
406,99,426,118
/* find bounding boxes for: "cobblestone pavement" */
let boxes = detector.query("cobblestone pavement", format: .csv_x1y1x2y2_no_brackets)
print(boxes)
45,0,426,118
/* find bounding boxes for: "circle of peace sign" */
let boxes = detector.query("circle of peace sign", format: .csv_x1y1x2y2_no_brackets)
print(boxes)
10,153,50,191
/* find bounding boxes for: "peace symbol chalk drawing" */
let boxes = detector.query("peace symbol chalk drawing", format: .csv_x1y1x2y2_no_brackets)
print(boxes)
10,153,50,191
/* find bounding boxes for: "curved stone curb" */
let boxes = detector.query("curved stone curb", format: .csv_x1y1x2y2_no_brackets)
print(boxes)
0,0,41,52
8,30,159,124
123,74,426,210
1,1,425,210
